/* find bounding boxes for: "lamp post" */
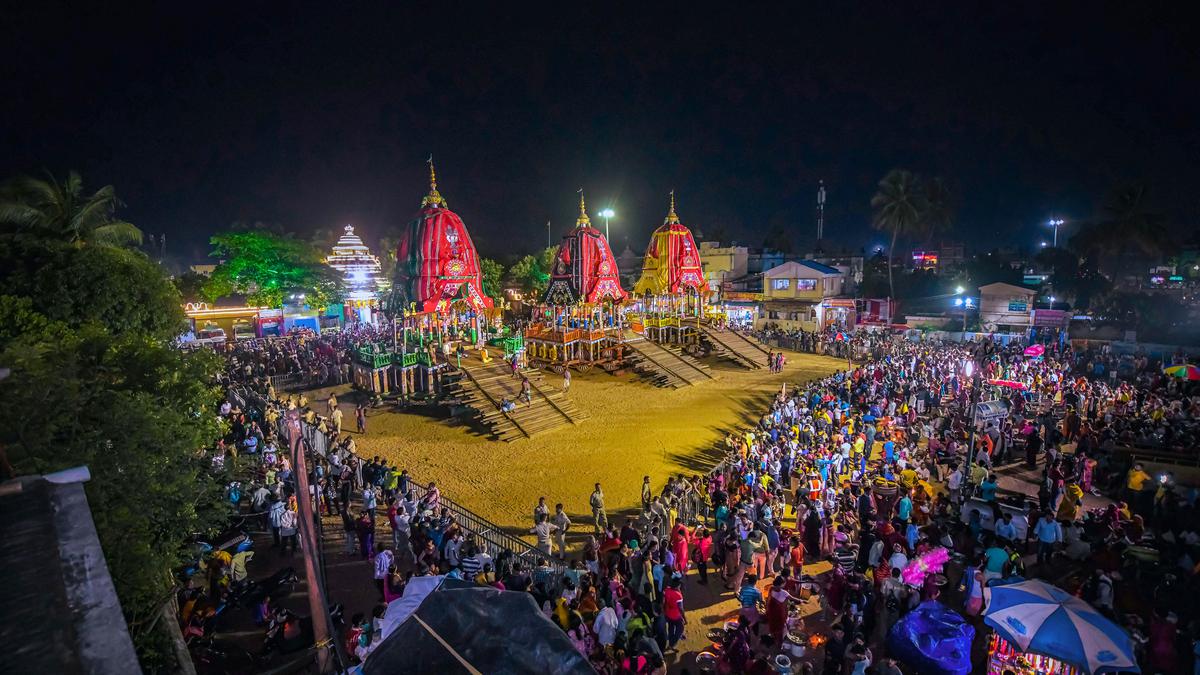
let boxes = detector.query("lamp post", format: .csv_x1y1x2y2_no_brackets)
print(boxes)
599,208,615,240
1048,219,1064,248
961,355,982,505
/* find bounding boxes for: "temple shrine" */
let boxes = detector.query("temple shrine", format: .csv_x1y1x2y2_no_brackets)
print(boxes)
524,193,629,374
629,192,711,346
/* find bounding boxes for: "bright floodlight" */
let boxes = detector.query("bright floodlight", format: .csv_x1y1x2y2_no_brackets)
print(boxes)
600,208,615,218
964,360,974,377
955,286,964,294
1040,241,1048,247
1049,296,1056,303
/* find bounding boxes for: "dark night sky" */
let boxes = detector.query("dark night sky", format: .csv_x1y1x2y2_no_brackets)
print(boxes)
3,3,1198,262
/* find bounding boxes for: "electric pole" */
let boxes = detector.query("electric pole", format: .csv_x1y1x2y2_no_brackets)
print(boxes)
287,411,333,673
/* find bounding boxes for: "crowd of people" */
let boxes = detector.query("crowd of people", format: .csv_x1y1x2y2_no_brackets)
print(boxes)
197,323,1200,674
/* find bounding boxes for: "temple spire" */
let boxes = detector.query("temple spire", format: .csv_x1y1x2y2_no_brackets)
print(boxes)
665,189,680,224
422,155,447,208
576,188,591,226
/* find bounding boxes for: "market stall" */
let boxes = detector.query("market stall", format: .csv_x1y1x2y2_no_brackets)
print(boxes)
983,579,1139,675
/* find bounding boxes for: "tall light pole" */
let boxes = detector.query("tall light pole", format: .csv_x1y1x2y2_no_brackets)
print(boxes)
599,208,615,240
1048,219,1064,248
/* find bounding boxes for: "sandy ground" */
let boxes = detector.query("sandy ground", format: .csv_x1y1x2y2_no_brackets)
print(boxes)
352,350,845,539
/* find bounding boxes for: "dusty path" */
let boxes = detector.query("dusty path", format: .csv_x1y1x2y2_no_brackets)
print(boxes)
352,351,845,538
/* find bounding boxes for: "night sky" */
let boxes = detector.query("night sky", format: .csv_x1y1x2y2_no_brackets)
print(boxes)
3,3,1198,263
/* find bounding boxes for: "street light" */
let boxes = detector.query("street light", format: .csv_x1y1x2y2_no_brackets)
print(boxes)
1040,241,1048,248
599,208,615,240
1047,219,1065,247
955,285,965,295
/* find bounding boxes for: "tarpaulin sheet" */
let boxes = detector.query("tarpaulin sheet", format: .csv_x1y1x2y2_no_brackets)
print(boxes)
885,600,975,675
364,585,595,675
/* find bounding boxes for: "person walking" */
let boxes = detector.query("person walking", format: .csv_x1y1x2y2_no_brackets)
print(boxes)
1032,511,1062,569
373,544,393,598
268,497,285,549
553,503,572,559
533,496,550,526
355,403,367,434
530,513,557,557
562,369,571,395
589,483,607,535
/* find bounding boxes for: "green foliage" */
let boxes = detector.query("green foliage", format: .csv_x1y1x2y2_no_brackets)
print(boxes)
0,172,143,247
0,232,230,670
172,271,210,302
205,230,343,308
0,236,186,340
506,246,557,297
479,257,505,300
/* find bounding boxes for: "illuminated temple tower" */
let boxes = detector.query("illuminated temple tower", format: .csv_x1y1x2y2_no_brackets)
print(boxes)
326,224,385,323
631,192,710,343
524,192,628,373
393,162,492,315
542,192,628,305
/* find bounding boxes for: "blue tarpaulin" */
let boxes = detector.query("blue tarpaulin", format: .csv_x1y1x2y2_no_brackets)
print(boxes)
885,600,975,675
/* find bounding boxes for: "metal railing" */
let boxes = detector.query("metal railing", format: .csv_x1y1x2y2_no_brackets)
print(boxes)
268,372,308,392
233,384,564,579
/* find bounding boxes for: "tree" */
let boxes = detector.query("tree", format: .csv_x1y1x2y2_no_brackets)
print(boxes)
172,270,210,302
1070,183,1169,276
479,257,505,301
505,246,557,298
205,230,343,308
870,169,927,301
0,172,143,247
0,221,230,670
0,236,186,339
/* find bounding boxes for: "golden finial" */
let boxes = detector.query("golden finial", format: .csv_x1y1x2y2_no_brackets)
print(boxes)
422,155,446,208
576,188,591,226
665,190,680,224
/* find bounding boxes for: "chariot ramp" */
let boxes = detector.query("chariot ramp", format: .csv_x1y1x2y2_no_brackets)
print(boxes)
447,357,586,441
622,331,713,388
700,325,769,369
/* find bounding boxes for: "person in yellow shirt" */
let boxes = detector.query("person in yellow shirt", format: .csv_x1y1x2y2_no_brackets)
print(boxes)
1125,463,1152,510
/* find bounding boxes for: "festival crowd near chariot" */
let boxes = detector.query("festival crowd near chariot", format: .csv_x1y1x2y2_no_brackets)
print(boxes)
177,169,1200,675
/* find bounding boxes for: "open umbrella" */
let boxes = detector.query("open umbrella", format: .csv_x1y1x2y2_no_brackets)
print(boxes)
986,379,1028,391
983,579,1138,674
1163,364,1200,380
1023,344,1045,357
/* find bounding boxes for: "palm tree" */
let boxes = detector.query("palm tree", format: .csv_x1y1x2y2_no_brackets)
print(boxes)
0,172,142,247
1070,183,1167,275
870,169,927,301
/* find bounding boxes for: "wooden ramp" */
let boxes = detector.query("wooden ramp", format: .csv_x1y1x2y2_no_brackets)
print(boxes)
447,358,587,441
623,332,714,388
701,325,770,369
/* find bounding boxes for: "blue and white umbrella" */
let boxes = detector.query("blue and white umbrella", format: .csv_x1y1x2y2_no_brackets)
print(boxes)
984,579,1139,674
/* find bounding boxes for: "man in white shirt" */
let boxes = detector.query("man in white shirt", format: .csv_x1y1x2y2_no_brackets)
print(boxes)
373,546,394,598
947,466,964,503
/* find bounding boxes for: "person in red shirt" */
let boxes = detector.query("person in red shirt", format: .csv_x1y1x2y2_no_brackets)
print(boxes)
662,578,686,651
787,536,805,574
691,527,713,584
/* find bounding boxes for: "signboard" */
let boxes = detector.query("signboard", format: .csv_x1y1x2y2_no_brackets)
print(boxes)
1007,301,1028,312
723,291,764,302
1031,309,1070,328
975,400,1009,423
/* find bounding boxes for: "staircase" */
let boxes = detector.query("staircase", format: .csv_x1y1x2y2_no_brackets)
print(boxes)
701,325,770,369
623,331,714,388
447,357,587,441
